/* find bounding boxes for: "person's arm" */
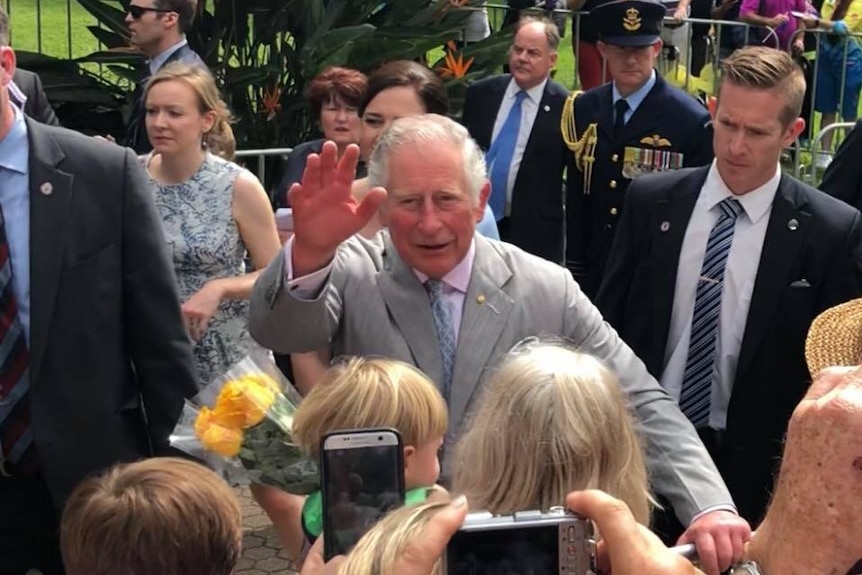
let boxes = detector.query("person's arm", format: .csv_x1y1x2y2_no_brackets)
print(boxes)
738,0,789,27
711,0,739,19
120,147,199,451
820,121,862,210
180,170,282,342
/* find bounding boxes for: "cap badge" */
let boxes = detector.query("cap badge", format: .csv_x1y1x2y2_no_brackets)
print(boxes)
623,7,642,31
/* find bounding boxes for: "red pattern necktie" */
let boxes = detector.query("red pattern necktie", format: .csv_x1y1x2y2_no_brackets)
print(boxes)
0,204,33,475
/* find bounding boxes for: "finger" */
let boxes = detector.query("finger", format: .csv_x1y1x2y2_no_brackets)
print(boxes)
318,140,339,193
302,153,322,198
355,187,387,225
805,366,857,401
693,533,719,575
334,144,362,193
711,531,735,573
567,490,642,547
287,182,303,208
730,529,748,565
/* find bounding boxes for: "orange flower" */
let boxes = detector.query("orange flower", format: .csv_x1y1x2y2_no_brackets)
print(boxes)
194,407,244,458
262,85,282,122
438,41,475,79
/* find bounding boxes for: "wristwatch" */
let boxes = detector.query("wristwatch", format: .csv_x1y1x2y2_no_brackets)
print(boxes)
730,561,762,574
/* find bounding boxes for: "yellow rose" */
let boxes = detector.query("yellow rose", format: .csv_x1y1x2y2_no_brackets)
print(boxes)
213,374,278,429
194,407,243,458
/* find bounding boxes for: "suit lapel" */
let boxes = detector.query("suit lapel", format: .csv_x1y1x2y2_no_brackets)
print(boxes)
26,119,74,385
522,82,557,154
736,177,810,381
651,168,707,361
377,237,444,386
449,237,514,429
476,76,509,149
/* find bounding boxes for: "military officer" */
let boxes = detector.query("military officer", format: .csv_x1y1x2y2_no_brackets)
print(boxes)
563,0,714,297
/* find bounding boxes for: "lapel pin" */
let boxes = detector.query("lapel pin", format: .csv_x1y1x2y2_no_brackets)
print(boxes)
40,182,53,196
788,218,799,231
476,294,486,304
660,221,670,232
543,105,550,112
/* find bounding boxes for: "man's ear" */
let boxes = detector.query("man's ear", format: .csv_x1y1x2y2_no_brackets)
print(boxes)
475,181,491,223
0,46,17,88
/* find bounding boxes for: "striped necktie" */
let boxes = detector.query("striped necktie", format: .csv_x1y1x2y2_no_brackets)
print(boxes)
0,204,34,475
425,279,456,402
678,197,744,429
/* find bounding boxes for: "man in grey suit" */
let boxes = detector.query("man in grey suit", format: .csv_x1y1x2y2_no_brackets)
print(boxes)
250,114,749,574
0,9,198,572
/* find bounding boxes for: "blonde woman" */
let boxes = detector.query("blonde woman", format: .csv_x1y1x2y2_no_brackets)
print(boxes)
142,62,281,386
452,341,653,525
252,356,449,563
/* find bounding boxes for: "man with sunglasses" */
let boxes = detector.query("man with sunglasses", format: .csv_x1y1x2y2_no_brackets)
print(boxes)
123,0,207,153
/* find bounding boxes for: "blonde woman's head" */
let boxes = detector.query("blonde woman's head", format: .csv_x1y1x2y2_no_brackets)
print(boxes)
337,501,448,575
452,342,652,524
144,62,236,160
293,356,448,489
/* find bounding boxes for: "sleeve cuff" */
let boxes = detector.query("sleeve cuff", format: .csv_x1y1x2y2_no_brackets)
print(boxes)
283,237,333,299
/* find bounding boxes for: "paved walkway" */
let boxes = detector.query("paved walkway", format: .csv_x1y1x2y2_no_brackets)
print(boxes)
235,486,299,575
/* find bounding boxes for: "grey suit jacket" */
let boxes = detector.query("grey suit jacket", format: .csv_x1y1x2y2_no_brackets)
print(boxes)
250,232,733,524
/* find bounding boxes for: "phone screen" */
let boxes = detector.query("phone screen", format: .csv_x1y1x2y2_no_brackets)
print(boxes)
445,525,561,574
321,430,405,559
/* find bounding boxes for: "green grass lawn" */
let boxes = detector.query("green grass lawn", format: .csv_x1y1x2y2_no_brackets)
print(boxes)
6,0,101,59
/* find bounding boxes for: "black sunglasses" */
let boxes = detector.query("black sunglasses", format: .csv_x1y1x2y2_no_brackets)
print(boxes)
127,5,175,19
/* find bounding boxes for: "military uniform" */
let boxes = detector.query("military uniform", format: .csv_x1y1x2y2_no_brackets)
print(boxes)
562,0,714,296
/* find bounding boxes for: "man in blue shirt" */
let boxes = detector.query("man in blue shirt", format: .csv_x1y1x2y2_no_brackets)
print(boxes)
564,0,714,297
0,7,198,572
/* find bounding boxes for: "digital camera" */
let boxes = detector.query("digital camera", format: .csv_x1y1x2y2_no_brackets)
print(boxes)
442,506,597,575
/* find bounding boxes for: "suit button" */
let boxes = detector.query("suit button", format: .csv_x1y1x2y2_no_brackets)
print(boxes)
610,207,618,216
611,154,619,162
609,180,617,189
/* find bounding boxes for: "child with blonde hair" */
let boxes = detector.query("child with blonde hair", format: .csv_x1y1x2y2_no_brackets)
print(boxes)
265,356,448,562
453,341,654,525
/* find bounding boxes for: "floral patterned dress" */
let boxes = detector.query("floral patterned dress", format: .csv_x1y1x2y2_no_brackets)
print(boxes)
144,152,252,387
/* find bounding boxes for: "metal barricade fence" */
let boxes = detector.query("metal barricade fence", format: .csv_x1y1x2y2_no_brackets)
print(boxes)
233,148,293,191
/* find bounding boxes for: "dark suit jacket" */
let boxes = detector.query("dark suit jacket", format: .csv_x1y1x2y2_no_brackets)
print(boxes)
12,69,59,126
566,75,714,297
596,166,862,523
124,44,209,154
461,74,569,263
819,119,862,212
25,119,199,508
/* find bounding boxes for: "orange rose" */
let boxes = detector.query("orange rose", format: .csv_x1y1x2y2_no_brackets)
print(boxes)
213,374,278,429
194,406,243,458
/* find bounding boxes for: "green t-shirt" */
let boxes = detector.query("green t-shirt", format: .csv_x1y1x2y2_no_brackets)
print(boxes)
302,487,431,540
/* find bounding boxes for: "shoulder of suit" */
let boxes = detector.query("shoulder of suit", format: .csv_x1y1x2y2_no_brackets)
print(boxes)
791,176,862,222
468,74,509,92
28,120,129,161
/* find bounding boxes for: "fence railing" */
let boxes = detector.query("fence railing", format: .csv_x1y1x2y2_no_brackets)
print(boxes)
234,148,293,187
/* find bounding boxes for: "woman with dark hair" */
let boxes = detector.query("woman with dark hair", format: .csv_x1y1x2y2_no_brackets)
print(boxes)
274,66,367,208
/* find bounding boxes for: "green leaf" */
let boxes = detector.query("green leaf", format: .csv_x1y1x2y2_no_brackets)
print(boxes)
76,0,130,33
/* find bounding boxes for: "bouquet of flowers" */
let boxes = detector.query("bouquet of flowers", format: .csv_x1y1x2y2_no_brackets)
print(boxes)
170,351,318,494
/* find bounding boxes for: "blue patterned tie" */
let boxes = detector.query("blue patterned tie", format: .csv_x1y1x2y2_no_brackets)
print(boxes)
485,90,527,221
425,279,456,402
0,204,34,475
679,197,744,429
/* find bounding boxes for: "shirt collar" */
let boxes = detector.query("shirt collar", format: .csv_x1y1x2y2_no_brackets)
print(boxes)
0,105,29,174
149,37,188,76
506,76,548,104
414,238,476,294
704,160,780,224
612,69,657,113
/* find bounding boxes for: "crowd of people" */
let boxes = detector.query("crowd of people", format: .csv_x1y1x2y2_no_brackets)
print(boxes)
2,0,862,573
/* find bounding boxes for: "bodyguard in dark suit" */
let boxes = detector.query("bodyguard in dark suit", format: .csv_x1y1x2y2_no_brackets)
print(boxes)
819,119,862,212
0,12,198,572
564,0,713,296
10,68,59,126
597,47,862,536
123,0,208,153
462,15,569,263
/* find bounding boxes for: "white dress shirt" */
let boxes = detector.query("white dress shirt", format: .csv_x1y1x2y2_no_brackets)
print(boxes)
661,161,780,430
490,77,548,216
282,238,477,342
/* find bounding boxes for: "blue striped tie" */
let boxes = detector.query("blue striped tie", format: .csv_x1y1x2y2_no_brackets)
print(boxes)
425,279,456,403
678,197,744,429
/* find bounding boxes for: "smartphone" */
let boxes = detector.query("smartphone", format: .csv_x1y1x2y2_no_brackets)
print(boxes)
320,428,405,560
275,208,293,231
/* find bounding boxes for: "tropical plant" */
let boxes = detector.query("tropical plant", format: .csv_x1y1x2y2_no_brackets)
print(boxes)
53,0,514,152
